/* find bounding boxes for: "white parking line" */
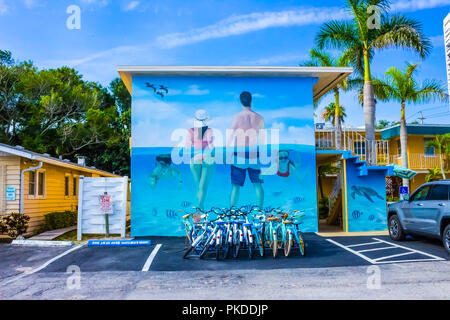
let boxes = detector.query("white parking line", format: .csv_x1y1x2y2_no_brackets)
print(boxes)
1,245,83,286
326,239,377,264
142,244,162,272
372,238,445,261
327,237,446,265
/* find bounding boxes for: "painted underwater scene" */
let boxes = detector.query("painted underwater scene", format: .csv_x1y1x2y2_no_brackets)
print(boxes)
131,144,318,236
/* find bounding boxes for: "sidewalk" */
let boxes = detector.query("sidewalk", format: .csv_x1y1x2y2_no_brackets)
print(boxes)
28,226,76,241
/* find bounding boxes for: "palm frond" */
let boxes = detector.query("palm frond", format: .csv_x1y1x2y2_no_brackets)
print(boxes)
315,20,360,50
371,14,431,58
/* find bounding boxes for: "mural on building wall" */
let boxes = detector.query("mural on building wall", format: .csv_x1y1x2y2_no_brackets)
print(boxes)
131,76,318,236
345,161,388,231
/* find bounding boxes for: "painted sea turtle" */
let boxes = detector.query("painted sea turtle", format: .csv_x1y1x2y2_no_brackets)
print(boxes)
350,186,383,203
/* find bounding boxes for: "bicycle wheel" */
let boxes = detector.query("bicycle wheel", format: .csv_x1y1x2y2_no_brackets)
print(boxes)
185,224,192,245
297,230,306,256
223,229,232,259
271,238,278,259
233,230,241,259
284,230,292,257
255,231,264,257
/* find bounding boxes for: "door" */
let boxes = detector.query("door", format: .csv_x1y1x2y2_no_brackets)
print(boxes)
422,184,449,236
404,185,431,232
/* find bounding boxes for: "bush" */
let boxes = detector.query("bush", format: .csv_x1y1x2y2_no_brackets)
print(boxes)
318,197,329,219
41,211,77,231
1,213,30,238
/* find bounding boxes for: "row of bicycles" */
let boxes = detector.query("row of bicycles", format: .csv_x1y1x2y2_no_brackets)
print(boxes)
181,206,306,260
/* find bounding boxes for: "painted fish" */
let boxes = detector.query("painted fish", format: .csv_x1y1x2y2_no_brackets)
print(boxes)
181,201,192,208
368,214,375,221
293,196,305,203
352,210,363,220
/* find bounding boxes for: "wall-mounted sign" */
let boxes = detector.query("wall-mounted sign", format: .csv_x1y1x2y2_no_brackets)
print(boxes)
6,186,16,201
400,186,409,200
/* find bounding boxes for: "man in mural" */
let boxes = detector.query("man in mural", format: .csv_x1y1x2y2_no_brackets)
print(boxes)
228,91,265,208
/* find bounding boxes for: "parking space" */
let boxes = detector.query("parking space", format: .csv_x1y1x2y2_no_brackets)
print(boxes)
0,244,74,282
326,236,448,264
1,234,448,283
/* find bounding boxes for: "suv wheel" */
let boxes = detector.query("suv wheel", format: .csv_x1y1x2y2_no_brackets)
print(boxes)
443,225,450,255
389,215,405,241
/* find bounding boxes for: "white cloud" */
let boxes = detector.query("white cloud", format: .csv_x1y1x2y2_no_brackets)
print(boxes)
185,85,210,96
50,45,145,67
430,35,444,47
157,7,348,48
124,1,140,12
80,0,109,7
245,53,308,66
391,0,450,11
0,0,8,15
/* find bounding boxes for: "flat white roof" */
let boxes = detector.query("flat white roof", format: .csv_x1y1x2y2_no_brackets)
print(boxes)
117,66,353,101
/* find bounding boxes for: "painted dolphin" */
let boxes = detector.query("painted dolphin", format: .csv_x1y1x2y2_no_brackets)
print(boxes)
350,185,383,203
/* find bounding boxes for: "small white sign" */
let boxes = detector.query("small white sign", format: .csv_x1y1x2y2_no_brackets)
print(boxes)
6,186,15,201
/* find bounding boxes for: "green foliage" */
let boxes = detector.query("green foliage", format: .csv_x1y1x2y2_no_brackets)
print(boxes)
321,103,346,124
1,213,30,238
42,211,77,231
425,167,442,182
0,52,131,176
318,197,329,219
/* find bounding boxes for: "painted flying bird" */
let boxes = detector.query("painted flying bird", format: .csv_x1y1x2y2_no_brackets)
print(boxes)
159,85,168,94
156,91,165,98
145,83,157,92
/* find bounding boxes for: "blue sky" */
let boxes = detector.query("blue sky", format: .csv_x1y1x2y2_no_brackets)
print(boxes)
1,0,449,126
132,76,315,147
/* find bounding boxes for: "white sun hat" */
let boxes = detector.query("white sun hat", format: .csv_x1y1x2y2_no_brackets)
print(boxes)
194,109,209,128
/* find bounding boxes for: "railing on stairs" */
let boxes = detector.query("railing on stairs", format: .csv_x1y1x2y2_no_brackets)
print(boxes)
315,126,389,166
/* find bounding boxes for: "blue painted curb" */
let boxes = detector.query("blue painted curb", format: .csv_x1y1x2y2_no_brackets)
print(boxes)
87,240,152,247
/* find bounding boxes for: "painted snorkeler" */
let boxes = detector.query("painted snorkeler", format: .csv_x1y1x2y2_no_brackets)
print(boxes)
186,109,215,211
149,154,182,189
276,150,303,183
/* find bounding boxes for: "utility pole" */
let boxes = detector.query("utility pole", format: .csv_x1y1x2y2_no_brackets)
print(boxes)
418,111,426,124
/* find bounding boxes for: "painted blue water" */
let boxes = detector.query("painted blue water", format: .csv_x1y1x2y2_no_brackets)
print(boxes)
131,144,318,236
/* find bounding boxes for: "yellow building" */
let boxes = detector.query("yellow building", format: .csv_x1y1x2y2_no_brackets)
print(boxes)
0,143,120,234
315,123,450,201
380,124,450,192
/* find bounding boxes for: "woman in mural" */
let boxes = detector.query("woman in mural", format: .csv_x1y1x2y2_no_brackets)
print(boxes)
187,109,215,211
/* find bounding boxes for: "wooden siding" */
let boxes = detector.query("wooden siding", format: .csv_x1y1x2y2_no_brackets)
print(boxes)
0,155,21,216
20,159,107,233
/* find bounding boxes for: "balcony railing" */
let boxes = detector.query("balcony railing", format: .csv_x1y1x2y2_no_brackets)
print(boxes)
390,153,441,170
315,126,389,165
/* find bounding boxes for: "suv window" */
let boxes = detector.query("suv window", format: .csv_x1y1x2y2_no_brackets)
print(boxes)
427,185,449,201
411,185,431,201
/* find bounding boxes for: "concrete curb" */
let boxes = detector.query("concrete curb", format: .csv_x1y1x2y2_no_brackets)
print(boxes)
12,240,74,247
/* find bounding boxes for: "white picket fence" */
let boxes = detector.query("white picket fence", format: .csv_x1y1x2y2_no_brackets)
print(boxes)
77,176,128,241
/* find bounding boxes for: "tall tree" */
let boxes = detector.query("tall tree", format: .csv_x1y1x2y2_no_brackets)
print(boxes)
426,134,450,180
301,48,350,149
381,62,448,187
321,103,347,126
315,0,431,163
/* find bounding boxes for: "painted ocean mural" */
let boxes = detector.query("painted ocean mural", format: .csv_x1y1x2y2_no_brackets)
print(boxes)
131,76,318,236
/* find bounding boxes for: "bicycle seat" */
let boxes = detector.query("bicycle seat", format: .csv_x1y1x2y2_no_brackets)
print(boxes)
182,214,191,219
243,223,252,227
267,217,279,221
283,220,293,224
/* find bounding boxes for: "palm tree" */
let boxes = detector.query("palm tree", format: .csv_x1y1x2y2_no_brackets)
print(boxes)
426,133,450,179
380,62,448,187
301,48,350,149
315,0,431,163
425,166,442,182
322,103,347,126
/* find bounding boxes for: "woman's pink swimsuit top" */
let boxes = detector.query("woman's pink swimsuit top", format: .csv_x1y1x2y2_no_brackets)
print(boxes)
188,127,213,150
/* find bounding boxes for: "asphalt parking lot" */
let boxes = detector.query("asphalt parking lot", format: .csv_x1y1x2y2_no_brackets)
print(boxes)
0,233,448,284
